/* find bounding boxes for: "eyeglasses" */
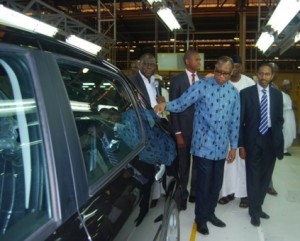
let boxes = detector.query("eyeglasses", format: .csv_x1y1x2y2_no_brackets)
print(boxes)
214,69,231,78
142,62,156,68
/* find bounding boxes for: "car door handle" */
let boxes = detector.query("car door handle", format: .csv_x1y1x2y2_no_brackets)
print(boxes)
81,209,98,223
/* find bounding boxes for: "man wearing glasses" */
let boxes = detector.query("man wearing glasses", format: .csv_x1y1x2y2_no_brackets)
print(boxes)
154,56,240,235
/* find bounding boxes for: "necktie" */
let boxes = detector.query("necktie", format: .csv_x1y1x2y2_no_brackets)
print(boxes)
191,73,195,84
258,89,268,134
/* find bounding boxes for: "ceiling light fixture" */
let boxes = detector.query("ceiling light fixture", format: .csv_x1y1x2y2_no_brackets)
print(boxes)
147,0,162,5
256,32,274,53
266,0,300,35
295,32,300,43
66,35,102,55
0,4,58,37
157,7,181,31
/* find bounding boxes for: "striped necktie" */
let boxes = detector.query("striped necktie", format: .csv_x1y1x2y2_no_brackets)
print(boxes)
258,89,268,134
191,73,195,84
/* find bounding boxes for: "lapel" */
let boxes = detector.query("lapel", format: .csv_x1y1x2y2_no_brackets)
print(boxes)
183,72,191,89
252,84,260,113
269,86,275,124
136,74,151,105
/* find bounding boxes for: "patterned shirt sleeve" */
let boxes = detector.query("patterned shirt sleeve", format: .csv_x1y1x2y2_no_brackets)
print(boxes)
166,81,202,112
228,89,240,149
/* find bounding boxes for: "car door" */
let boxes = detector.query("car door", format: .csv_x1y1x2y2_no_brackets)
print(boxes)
0,44,92,241
48,57,150,240
49,57,177,241
0,43,178,241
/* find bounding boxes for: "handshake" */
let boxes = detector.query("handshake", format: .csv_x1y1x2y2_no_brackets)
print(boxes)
153,102,167,114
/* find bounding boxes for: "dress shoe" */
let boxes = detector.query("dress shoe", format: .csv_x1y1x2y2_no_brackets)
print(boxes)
207,214,226,227
260,211,270,219
218,193,235,205
196,222,209,235
284,152,291,156
239,197,249,208
251,217,260,227
134,208,148,226
267,187,278,196
188,195,196,203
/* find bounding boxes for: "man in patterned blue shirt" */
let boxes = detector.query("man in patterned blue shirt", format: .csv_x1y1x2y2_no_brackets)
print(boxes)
154,56,240,235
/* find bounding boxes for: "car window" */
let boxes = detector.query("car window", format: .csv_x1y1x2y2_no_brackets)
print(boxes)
0,55,50,240
56,60,143,186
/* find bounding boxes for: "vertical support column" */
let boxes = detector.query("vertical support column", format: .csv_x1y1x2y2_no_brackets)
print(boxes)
97,0,101,33
97,0,116,64
127,42,130,70
113,0,117,65
239,10,246,72
173,31,177,53
155,15,158,58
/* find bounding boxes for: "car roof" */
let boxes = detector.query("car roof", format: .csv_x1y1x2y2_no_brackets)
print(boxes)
0,24,118,73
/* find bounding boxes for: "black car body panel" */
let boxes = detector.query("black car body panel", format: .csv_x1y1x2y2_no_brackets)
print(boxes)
0,24,180,241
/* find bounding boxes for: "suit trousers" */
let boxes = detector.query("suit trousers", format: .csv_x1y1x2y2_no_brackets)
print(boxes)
194,156,225,224
246,129,276,218
177,143,196,201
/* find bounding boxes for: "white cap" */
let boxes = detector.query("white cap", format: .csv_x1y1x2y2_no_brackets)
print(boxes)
282,79,290,86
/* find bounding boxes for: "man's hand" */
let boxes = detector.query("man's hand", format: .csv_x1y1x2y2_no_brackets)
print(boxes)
227,148,236,163
175,133,186,149
156,96,165,104
154,102,166,114
239,147,246,160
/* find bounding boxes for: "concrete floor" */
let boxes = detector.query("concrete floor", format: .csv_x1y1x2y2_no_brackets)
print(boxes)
180,145,300,241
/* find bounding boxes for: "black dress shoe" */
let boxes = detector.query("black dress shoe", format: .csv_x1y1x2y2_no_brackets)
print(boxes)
260,211,270,219
196,222,209,235
251,217,260,227
134,208,148,226
207,215,226,227
188,195,196,203
267,187,278,196
284,152,291,156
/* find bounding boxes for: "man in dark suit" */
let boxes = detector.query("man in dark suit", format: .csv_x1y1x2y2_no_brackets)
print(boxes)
239,62,284,227
128,53,165,225
169,49,203,210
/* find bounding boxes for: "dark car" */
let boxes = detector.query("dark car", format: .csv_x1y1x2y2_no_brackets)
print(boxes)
0,23,180,241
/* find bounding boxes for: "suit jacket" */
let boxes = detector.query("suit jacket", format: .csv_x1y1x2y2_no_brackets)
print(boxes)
129,73,152,107
238,84,284,159
169,72,203,140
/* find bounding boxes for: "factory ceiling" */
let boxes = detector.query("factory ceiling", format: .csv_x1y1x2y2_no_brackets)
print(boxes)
2,0,300,72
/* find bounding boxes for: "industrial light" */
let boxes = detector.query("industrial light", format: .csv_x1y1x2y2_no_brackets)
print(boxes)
266,0,300,35
157,7,181,31
70,101,91,112
295,32,300,43
256,32,274,53
0,4,58,37
66,35,102,55
147,0,162,4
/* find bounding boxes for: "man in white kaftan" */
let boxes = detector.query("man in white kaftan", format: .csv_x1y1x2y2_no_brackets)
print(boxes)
219,56,255,207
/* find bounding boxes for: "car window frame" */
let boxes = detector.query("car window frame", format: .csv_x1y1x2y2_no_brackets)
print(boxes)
53,55,147,196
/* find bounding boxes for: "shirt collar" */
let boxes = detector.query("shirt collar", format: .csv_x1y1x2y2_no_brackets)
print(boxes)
257,83,270,93
185,69,197,76
139,71,155,84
